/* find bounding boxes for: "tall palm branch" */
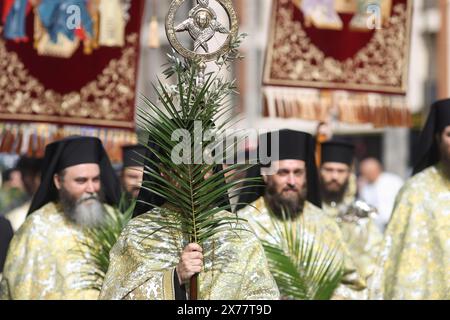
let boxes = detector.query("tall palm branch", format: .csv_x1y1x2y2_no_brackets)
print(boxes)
76,34,259,298
259,213,343,300
135,34,262,299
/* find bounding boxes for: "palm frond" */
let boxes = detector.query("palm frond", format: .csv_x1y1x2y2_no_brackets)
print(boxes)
76,33,253,297
136,34,255,244
259,212,343,300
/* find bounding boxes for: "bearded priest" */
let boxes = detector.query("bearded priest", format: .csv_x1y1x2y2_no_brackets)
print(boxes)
370,99,450,300
0,136,121,300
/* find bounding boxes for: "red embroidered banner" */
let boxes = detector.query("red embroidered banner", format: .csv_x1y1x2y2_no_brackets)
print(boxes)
263,0,413,127
0,0,144,129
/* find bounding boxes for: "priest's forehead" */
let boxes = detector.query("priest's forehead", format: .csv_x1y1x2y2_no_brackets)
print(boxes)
321,161,350,171
443,125,450,134
264,159,306,175
60,163,101,178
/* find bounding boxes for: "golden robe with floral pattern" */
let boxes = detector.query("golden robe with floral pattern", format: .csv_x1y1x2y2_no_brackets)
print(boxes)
99,209,280,300
5,201,30,232
238,197,367,299
0,202,101,300
322,198,383,282
370,164,450,300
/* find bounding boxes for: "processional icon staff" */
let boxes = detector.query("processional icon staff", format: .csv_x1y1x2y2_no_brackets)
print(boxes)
165,0,239,84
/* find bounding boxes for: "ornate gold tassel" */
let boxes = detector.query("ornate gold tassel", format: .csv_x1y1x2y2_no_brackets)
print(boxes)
14,128,23,155
26,132,34,157
1,130,14,153
33,8,44,50
90,0,101,50
148,16,160,48
148,0,160,48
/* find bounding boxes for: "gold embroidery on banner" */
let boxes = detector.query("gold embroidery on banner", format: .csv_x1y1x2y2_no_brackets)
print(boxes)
264,1,411,94
0,34,139,128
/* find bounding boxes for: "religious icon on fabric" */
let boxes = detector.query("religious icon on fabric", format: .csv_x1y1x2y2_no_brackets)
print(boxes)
0,0,144,129
2,0,31,43
263,0,412,127
1,0,132,58
292,0,393,32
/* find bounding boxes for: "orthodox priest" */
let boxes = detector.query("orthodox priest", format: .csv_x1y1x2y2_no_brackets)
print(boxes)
237,129,366,299
0,136,121,300
5,156,43,232
99,138,280,300
370,99,450,300
120,145,146,202
319,140,383,284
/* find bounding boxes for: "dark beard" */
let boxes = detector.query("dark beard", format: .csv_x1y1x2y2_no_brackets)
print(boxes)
264,181,307,220
320,178,349,204
440,157,450,179
59,187,107,227
439,142,450,178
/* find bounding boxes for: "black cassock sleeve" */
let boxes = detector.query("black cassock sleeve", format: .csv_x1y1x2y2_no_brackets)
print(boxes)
0,216,13,273
173,268,187,300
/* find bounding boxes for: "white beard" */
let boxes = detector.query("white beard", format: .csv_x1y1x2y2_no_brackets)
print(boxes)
61,191,107,228
72,196,107,228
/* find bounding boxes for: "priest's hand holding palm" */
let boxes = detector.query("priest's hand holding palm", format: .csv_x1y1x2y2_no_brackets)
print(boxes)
176,243,203,285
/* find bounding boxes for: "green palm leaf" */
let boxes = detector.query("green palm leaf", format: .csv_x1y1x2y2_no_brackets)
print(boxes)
78,34,258,297
136,35,255,243
259,212,343,300
135,35,263,299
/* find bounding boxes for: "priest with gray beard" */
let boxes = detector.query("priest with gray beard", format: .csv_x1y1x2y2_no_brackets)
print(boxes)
0,136,121,300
